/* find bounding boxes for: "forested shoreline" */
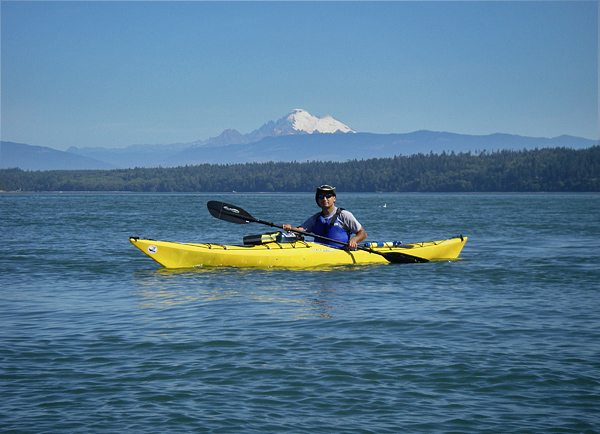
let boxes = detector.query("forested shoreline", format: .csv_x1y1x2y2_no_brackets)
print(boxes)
1,146,599,193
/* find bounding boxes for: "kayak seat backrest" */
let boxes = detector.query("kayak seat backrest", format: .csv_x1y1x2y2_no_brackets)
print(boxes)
243,231,304,245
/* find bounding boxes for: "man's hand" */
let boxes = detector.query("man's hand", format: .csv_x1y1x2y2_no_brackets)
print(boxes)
348,228,367,250
283,225,304,233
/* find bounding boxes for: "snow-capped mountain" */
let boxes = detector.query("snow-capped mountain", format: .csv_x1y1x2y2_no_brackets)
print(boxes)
185,109,354,148
275,109,355,135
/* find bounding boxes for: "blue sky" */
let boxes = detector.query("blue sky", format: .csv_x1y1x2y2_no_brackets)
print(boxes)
1,1,598,151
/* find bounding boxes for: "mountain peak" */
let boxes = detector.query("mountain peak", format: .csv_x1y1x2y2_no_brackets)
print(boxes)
283,109,355,134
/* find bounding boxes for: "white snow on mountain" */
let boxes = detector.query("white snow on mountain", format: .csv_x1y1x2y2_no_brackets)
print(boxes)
284,109,355,134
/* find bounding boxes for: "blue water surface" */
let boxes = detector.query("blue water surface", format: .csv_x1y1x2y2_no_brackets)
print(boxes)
1,193,599,433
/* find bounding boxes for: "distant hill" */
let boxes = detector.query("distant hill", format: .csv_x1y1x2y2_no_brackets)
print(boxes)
66,142,191,169
160,131,597,166
0,142,117,171
3,109,597,170
65,130,598,170
67,108,598,168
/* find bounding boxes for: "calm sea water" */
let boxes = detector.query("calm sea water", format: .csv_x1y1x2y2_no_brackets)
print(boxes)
1,192,599,433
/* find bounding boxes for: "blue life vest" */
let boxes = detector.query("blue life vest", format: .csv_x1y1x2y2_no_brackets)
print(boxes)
313,208,350,249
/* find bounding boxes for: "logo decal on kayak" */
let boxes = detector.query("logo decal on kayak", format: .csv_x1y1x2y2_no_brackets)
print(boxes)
148,245,157,254
223,206,240,214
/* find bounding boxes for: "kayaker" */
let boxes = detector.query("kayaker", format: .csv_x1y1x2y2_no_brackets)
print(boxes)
282,185,367,250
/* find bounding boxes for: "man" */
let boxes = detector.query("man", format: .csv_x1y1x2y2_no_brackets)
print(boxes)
282,185,367,250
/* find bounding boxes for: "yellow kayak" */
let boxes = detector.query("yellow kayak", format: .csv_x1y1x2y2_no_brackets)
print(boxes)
129,235,467,269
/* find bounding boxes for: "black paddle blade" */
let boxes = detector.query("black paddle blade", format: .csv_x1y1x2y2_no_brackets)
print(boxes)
379,251,429,264
207,201,254,224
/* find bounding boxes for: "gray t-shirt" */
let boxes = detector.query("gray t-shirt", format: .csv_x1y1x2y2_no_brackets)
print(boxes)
300,207,362,235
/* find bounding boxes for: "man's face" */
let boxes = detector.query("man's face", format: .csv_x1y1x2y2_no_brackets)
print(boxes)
318,193,336,209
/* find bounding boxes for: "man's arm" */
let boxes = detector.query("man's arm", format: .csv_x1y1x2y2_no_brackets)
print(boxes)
348,227,367,250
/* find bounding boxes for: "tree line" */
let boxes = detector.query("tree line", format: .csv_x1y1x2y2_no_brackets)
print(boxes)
1,146,599,193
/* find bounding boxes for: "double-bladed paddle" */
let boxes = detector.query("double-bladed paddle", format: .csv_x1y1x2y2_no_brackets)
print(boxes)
206,201,428,264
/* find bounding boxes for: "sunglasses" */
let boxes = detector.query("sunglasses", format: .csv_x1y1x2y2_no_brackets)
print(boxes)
317,194,335,200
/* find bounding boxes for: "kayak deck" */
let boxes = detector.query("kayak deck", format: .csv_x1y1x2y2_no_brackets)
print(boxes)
130,235,467,269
